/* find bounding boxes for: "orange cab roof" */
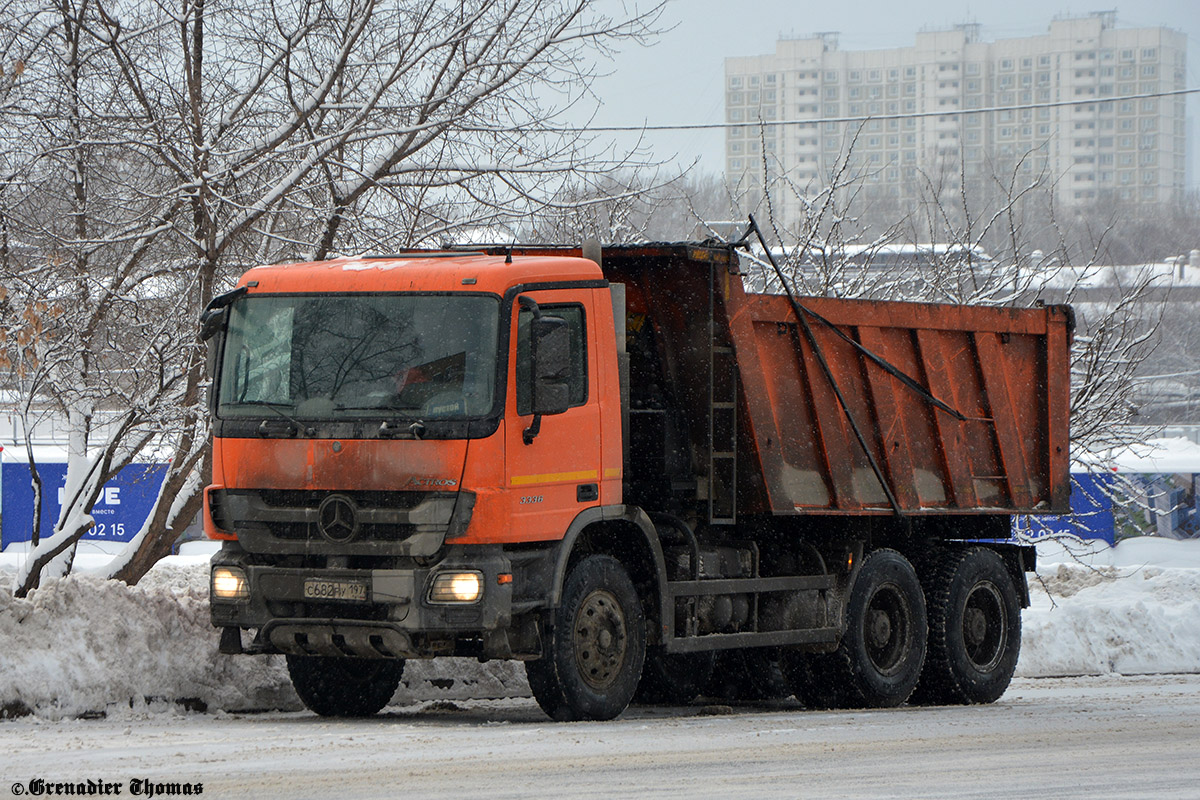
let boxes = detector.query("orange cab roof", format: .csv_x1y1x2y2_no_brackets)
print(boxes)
238,252,604,296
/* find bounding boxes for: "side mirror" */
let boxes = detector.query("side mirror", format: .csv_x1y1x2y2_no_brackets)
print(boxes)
530,315,570,416
199,285,248,341
199,307,228,342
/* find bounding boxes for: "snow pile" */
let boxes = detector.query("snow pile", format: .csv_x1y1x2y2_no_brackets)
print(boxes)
0,556,528,720
1017,536,1200,677
2,537,1199,719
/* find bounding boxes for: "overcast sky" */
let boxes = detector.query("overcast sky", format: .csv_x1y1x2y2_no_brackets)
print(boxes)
577,0,1200,183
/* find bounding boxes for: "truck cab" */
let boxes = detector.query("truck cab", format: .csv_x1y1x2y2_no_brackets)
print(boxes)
205,251,622,664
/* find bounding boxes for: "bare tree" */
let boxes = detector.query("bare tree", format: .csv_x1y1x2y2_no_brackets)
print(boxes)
0,0,665,595
710,127,1163,489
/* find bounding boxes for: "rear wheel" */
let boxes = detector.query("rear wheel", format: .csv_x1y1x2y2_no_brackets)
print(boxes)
787,549,926,708
286,656,404,717
525,555,646,721
914,547,1021,705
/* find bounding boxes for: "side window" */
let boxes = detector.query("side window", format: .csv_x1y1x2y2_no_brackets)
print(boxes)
516,304,587,415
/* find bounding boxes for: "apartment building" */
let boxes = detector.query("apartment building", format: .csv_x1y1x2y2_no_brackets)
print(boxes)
725,13,1188,227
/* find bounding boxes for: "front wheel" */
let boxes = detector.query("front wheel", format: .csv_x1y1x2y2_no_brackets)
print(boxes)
286,655,404,717
525,554,646,721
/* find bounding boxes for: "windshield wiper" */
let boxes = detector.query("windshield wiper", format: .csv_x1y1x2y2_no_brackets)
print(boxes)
231,400,312,437
376,419,427,440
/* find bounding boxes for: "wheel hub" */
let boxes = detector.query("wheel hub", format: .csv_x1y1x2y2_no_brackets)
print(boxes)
962,581,1006,672
573,589,628,690
864,583,910,675
965,607,989,645
868,609,893,649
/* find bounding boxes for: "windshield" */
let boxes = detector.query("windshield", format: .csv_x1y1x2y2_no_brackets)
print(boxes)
217,293,500,420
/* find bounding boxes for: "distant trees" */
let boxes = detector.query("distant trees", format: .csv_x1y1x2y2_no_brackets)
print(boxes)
0,0,665,595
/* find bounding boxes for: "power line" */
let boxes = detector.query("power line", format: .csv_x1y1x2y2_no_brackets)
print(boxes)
480,86,1200,134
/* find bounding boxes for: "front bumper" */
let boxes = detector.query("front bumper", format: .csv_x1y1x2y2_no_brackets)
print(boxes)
210,545,515,659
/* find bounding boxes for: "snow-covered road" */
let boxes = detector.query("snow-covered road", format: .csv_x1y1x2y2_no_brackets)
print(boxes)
3,674,1198,799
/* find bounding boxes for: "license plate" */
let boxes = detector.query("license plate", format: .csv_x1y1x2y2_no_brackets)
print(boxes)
303,578,368,602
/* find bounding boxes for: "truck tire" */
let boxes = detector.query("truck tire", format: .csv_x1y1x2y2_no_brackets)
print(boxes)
635,648,716,705
286,655,404,717
913,547,1021,705
790,549,926,708
525,555,646,721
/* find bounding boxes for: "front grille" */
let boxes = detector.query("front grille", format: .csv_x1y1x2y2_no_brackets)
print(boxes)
211,489,455,554
256,489,430,511
266,521,411,541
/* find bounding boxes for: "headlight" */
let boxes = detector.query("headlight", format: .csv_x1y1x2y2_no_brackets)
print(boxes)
212,566,249,601
428,571,483,604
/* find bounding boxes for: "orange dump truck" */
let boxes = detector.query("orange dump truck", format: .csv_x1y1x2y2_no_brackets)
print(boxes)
202,241,1072,720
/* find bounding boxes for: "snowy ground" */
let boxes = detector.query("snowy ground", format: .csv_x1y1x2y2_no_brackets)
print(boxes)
2,537,1200,720
2,675,1198,799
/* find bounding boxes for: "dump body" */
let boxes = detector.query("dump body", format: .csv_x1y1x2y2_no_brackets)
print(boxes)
580,243,1072,526
725,282,1073,516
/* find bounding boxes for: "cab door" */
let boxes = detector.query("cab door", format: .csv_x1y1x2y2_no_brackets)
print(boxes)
504,289,602,543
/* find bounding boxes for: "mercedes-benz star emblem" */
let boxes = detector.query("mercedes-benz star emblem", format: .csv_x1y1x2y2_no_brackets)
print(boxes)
317,494,359,543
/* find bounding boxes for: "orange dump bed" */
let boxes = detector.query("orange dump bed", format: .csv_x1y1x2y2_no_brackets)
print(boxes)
723,281,1073,516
